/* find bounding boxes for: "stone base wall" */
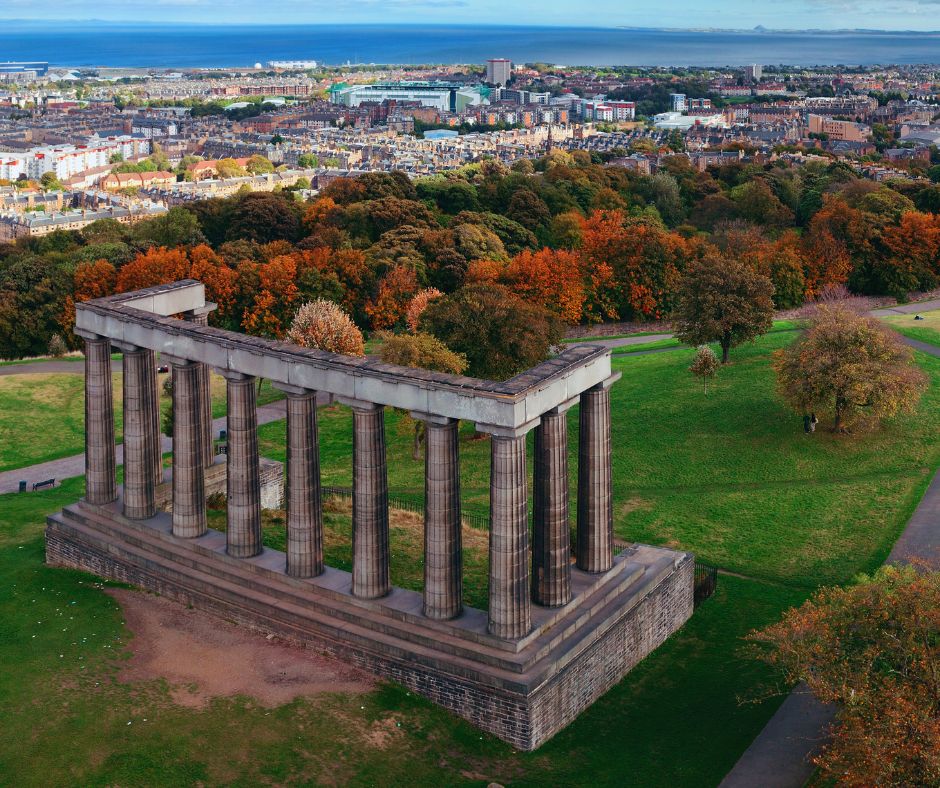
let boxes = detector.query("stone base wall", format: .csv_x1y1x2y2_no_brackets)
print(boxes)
45,507,692,750
154,458,284,511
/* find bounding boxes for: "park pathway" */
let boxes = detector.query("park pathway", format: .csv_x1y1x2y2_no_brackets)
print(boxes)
720,334,940,788
0,400,293,494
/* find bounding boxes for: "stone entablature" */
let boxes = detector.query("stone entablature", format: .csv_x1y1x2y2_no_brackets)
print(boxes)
75,280,613,432
53,278,695,750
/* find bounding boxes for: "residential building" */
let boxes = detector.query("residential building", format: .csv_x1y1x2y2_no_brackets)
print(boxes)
486,59,512,87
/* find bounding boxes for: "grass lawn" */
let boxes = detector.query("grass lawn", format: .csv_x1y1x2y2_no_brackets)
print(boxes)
0,480,804,786
0,371,285,474
0,325,935,784
882,308,940,347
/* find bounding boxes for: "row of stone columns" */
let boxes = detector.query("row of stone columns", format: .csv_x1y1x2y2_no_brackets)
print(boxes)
83,331,614,642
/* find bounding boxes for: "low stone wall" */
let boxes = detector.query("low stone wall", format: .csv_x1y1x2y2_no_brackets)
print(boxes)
45,503,693,750
154,458,284,512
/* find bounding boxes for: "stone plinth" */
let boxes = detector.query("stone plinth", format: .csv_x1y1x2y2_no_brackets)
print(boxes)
46,500,694,751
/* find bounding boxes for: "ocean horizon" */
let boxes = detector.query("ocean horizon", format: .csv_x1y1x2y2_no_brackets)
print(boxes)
2,22,940,68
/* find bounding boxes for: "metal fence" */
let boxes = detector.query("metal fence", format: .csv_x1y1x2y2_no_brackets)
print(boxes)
693,562,719,607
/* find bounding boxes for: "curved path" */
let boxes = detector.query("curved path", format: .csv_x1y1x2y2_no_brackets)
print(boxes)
0,400,294,494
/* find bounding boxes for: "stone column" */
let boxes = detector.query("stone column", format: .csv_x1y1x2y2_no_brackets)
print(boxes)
83,335,116,505
284,387,323,578
486,430,531,639
350,402,390,599
170,359,206,538
420,416,462,620
225,373,262,558
122,346,157,520
532,408,572,607
185,308,214,468
577,383,614,573
146,351,163,485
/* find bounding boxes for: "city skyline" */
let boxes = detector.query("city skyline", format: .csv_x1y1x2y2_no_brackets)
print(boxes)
4,0,940,33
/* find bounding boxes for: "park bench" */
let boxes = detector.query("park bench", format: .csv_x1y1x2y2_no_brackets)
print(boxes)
31,478,55,491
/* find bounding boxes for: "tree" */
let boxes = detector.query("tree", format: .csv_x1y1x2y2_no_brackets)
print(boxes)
748,565,940,785
39,171,63,191
772,305,926,432
420,284,564,380
286,299,364,356
226,192,301,244
297,153,319,168
246,155,274,175
378,331,468,458
689,346,719,395
405,288,442,334
673,254,775,363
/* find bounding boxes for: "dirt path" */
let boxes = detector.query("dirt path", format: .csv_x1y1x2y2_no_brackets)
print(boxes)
109,588,373,709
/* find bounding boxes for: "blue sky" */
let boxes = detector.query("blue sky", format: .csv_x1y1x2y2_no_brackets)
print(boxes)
3,0,940,30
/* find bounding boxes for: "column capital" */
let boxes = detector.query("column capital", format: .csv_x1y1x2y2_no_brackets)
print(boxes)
214,368,254,382
75,329,105,342
184,302,218,320
272,382,316,397
338,396,383,413
112,340,144,354
590,372,622,392
410,411,456,426
475,417,540,439
163,354,197,368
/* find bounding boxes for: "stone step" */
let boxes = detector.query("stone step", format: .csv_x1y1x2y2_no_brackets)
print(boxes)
60,499,652,669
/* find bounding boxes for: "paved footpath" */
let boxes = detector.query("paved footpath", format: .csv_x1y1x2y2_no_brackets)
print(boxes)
720,334,940,788
0,400,291,494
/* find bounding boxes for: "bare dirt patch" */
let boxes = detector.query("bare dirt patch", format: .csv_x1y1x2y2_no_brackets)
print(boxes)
108,588,373,709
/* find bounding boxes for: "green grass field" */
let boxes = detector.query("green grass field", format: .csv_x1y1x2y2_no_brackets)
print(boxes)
0,326,934,785
0,371,285,473
882,309,940,347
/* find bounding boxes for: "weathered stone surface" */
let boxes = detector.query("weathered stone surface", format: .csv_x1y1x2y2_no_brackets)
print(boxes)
489,435,531,639
577,385,613,573
185,311,214,469
286,391,323,578
145,350,162,485
171,361,206,538
46,501,694,751
351,404,390,599
225,375,262,558
122,348,157,520
423,419,461,620
532,410,572,607
84,337,116,505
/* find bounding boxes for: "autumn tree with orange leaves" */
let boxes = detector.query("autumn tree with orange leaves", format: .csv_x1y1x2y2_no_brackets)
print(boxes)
748,564,940,786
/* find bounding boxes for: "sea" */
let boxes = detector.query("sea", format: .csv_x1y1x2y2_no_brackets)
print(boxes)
2,23,940,69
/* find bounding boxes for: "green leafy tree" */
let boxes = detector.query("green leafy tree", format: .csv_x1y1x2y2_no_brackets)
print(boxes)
378,331,467,458
420,283,563,380
674,254,775,363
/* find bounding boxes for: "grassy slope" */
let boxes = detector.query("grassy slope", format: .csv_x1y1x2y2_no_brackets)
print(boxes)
0,481,802,787
882,309,940,347
1,327,934,785
0,372,285,474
